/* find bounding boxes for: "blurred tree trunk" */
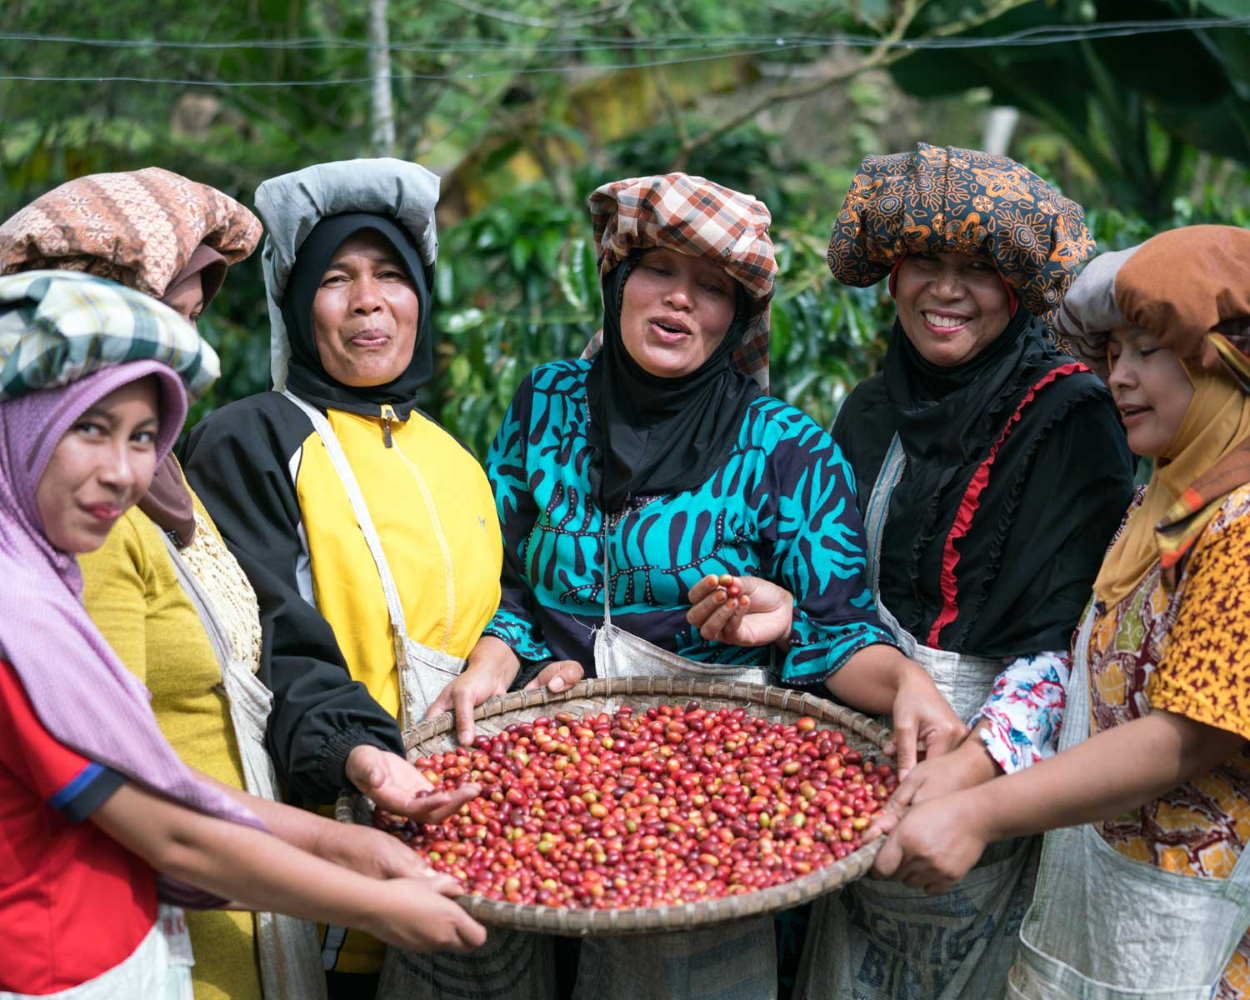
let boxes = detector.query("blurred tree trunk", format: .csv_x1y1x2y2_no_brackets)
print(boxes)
369,0,395,156
982,106,1019,156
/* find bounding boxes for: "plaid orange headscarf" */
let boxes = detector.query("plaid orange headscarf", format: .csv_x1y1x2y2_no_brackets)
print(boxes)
582,172,776,389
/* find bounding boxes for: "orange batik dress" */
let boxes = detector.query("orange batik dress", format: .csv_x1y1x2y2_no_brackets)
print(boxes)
1083,483,1250,998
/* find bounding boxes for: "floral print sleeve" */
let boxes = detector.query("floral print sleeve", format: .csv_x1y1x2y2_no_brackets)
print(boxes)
1151,498,1250,741
973,650,1069,774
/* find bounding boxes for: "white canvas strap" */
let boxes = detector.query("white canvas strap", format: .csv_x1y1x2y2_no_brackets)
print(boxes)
160,533,326,1000
281,391,410,668
601,520,613,627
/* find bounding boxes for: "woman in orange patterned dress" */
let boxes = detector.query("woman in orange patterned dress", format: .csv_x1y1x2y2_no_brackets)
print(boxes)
869,225,1250,999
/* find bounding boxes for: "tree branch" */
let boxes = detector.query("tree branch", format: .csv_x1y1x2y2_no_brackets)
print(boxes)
653,69,691,147
623,23,689,147
675,0,1032,168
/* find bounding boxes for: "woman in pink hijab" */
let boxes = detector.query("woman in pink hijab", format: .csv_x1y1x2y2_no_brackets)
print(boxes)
0,271,484,1000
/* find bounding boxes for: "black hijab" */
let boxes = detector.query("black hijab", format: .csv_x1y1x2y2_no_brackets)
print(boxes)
281,212,433,418
586,253,759,512
886,306,1044,461
834,307,1132,657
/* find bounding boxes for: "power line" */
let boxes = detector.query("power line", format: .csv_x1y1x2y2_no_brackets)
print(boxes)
6,45,790,87
1,17,1247,87
2,16,1248,53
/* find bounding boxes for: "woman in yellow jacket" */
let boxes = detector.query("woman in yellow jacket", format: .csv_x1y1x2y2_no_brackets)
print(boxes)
183,159,570,999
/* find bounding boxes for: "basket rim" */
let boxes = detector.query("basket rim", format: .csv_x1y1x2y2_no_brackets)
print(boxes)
406,676,891,752
389,677,892,936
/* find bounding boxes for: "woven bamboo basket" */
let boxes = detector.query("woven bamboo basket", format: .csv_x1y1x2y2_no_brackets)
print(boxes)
338,675,891,937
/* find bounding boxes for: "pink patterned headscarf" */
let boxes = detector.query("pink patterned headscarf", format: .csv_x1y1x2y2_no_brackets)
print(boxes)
0,167,261,297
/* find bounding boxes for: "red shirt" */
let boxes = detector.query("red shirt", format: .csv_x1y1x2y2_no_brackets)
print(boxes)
0,660,156,994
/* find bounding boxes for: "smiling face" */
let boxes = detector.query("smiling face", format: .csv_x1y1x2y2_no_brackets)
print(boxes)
35,378,161,554
1107,327,1195,458
893,251,1013,367
312,229,420,388
619,248,739,379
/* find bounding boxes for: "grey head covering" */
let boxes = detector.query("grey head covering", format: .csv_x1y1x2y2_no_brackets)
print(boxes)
253,158,440,391
1053,244,1142,377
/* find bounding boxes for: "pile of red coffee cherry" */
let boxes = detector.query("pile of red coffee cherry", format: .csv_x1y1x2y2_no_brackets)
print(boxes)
376,702,896,909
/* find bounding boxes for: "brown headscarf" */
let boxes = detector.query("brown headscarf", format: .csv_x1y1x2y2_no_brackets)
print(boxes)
164,243,230,312
0,167,260,295
1056,225,1250,385
1057,226,1250,605
0,168,261,545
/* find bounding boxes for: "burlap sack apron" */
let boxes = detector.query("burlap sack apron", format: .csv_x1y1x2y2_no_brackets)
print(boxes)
570,516,777,1000
1007,605,1250,1000
797,433,1038,1000
164,533,326,1000
0,909,192,1000
286,393,558,999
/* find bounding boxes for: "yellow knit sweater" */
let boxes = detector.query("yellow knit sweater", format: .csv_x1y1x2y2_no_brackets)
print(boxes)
79,502,262,1000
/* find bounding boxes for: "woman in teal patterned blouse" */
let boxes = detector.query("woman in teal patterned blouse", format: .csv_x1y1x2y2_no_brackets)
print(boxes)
428,171,966,1000
485,357,893,679
432,172,963,775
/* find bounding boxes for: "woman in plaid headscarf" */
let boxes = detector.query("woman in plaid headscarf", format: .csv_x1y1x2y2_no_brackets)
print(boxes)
432,172,966,1000
796,144,1135,999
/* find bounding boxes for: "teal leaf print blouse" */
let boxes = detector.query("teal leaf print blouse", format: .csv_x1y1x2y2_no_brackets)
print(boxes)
484,361,897,685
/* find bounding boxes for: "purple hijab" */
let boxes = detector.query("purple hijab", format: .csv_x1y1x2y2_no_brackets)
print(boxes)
0,361,264,902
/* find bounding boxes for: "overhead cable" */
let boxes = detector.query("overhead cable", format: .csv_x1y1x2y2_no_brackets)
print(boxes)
1,16,1247,87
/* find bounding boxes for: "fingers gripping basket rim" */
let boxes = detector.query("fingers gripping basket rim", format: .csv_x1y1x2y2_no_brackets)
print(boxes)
338,676,892,937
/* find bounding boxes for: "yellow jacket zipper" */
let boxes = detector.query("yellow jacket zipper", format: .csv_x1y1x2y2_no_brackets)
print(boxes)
380,404,396,448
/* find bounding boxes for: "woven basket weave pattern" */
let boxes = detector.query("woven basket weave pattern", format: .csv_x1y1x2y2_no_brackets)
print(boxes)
340,677,891,937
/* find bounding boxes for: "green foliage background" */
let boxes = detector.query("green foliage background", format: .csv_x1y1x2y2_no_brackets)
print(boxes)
425,157,1250,459
4,0,1250,455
